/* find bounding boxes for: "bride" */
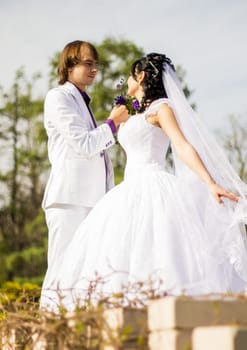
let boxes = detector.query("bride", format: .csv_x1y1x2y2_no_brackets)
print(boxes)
40,53,247,311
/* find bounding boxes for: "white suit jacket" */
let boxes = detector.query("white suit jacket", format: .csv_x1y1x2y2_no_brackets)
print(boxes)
42,81,115,209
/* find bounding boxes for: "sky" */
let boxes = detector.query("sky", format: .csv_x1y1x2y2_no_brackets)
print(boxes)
0,0,247,131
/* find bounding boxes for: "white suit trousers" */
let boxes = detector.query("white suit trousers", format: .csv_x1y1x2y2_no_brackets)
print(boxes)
40,205,91,309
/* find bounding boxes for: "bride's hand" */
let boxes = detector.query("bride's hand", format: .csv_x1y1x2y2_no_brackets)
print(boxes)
209,183,239,204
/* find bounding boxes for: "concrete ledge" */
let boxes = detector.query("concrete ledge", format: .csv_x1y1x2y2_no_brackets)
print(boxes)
148,296,247,330
3,296,247,349
103,308,146,333
149,329,191,350
102,308,147,349
193,326,247,350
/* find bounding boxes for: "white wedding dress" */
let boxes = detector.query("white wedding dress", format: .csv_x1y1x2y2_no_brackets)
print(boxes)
41,99,247,311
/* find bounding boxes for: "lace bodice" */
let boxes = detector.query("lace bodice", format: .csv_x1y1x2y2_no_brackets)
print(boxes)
118,99,171,177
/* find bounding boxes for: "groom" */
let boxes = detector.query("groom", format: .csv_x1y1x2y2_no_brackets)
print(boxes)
41,40,128,298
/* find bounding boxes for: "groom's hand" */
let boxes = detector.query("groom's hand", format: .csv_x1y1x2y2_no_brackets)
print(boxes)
108,105,129,128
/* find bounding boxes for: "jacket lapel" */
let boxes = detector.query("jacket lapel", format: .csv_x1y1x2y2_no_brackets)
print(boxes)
61,82,95,129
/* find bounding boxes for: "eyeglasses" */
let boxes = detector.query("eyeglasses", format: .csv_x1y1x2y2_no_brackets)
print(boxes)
77,60,101,70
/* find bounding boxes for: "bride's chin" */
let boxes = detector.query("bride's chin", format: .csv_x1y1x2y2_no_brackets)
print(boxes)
127,88,135,97
128,91,136,98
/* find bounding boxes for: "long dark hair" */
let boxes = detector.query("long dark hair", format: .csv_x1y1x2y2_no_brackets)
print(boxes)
130,53,175,112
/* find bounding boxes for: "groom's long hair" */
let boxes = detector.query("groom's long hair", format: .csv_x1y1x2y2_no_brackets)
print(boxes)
58,40,98,85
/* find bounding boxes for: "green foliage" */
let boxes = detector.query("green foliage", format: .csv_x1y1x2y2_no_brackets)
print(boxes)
0,68,48,284
0,281,40,302
0,209,47,283
222,114,247,182
5,245,47,279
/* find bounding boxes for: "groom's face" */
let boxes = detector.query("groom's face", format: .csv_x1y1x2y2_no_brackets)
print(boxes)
68,45,98,91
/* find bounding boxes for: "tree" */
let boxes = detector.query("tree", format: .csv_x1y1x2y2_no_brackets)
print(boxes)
221,114,247,182
0,68,48,282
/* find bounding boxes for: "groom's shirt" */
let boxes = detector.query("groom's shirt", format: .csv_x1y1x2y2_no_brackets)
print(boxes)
76,88,116,135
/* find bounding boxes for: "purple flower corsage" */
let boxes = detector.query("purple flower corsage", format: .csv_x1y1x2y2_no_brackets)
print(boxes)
114,77,140,115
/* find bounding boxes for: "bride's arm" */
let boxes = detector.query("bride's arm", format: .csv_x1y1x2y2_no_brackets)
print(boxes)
156,104,238,204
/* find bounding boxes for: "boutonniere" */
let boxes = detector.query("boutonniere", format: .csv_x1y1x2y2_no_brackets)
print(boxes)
114,77,140,115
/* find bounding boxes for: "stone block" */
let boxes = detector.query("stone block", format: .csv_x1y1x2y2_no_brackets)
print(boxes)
149,329,191,350
148,296,247,330
193,326,247,350
102,308,147,349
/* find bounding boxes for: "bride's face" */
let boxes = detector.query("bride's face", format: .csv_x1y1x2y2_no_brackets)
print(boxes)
127,75,139,97
127,71,145,99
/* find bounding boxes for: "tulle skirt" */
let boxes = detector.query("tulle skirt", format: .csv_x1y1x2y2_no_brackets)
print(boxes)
42,164,247,311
